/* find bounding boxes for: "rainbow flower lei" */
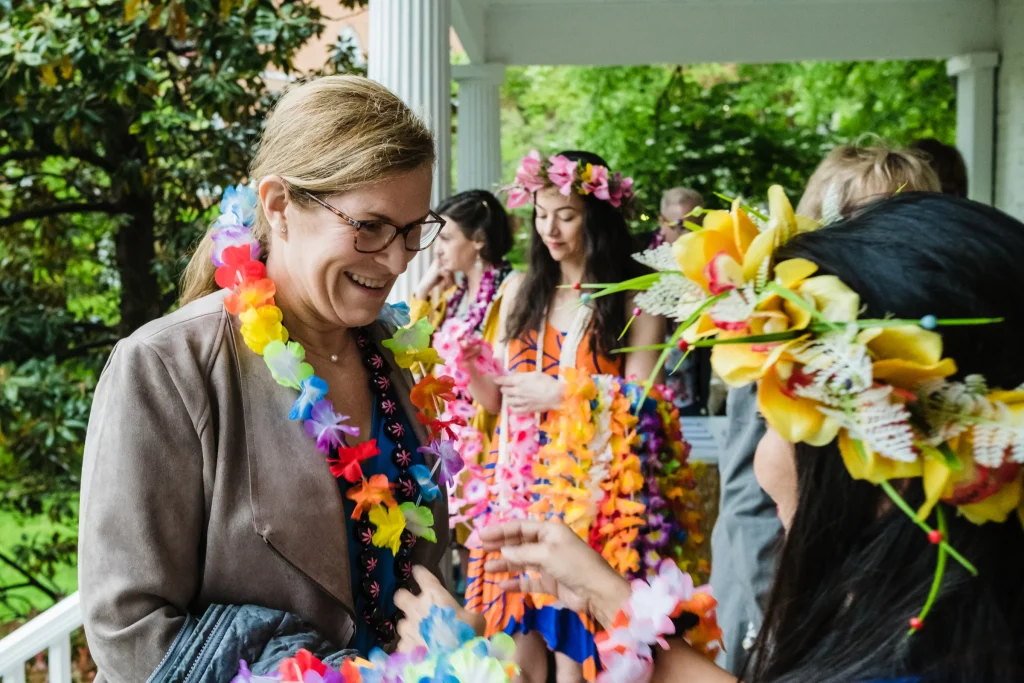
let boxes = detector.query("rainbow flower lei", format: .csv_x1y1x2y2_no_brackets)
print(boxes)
584,185,1018,632
211,185,465,559
233,606,518,683
505,150,634,209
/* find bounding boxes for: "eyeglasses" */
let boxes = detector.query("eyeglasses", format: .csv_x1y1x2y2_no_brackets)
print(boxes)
302,192,446,254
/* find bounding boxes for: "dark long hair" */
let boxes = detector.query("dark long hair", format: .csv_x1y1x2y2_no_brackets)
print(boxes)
505,151,645,355
435,189,513,264
747,193,1024,683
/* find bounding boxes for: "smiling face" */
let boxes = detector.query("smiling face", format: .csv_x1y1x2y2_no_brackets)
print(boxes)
262,165,433,329
534,185,585,263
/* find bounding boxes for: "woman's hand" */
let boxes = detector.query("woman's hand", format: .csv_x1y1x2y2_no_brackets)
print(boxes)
414,259,453,301
494,372,565,414
394,566,486,652
479,520,631,628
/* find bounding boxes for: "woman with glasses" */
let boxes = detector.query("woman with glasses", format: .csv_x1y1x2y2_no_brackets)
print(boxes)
76,76,467,683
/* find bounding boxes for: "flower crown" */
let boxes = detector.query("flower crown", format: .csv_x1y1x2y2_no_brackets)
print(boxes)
585,185,1021,632
506,150,635,209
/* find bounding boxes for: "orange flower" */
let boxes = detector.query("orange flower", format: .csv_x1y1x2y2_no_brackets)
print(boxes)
410,374,457,416
225,277,276,315
346,474,396,519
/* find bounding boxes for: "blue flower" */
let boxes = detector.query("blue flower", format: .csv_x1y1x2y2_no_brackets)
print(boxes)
219,184,259,228
290,375,328,421
420,605,476,653
378,302,411,328
409,464,440,501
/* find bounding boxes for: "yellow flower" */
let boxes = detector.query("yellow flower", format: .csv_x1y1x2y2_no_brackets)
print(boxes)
239,304,289,354
369,503,406,555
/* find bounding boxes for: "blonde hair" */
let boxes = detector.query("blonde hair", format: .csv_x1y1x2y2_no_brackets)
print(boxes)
796,142,941,221
180,75,435,305
660,187,704,215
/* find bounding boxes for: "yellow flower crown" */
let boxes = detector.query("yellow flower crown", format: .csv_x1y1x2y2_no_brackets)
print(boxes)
584,186,1021,632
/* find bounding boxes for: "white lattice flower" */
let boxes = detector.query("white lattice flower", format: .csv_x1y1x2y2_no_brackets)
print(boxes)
789,333,874,407
708,286,758,330
633,274,708,322
632,244,680,272
818,385,918,463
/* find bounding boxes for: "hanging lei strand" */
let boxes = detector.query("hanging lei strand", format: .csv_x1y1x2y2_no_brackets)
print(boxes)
210,184,462,643
443,262,512,334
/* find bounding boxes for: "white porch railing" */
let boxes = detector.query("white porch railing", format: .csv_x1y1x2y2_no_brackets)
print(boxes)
0,418,728,683
0,592,81,683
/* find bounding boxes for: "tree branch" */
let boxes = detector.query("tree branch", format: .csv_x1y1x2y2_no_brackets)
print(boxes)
0,550,60,602
0,202,126,228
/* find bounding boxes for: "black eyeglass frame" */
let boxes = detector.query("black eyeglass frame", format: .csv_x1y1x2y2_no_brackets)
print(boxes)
301,191,446,254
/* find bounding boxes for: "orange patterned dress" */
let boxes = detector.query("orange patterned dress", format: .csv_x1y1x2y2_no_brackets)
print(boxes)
464,322,623,679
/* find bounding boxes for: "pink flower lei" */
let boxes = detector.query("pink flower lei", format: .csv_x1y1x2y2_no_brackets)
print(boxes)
505,150,635,210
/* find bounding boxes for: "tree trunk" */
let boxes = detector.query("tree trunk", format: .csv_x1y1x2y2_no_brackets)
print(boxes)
115,192,162,337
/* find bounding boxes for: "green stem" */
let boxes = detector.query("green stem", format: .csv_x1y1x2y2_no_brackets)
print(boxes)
878,479,977,575
618,313,637,341
763,282,826,323
909,506,949,635
713,192,769,222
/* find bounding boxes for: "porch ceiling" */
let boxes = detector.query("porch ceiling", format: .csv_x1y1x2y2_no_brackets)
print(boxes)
452,0,997,66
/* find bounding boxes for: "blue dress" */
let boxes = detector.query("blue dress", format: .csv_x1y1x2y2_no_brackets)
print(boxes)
339,401,425,655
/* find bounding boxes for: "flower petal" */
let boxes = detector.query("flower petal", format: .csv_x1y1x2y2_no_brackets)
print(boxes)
758,366,838,445
838,432,922,483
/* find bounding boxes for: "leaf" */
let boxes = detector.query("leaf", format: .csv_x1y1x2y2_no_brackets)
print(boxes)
39,64,57,87
124,0,142,22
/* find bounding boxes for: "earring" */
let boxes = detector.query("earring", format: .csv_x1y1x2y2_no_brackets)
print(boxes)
279,225,287,234
474,252,483,271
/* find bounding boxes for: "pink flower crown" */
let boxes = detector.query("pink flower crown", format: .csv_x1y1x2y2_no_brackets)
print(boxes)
505,150,635,209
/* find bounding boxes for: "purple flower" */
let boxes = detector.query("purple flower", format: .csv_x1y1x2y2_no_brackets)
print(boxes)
211,224,261,267
304,400,359,453
418,439,464,488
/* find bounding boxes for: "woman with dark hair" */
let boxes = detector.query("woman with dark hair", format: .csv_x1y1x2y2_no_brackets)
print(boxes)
462,150,665,683
411,189,515,333
454,192,1024,682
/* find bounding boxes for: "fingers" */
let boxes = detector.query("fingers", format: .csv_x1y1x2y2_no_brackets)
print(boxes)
479,519,546,551
393,587,425,621
396,615,425,653
410,565,447,601
495,575,552,596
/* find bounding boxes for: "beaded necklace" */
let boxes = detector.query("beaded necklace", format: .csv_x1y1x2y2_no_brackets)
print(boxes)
210,184,452,646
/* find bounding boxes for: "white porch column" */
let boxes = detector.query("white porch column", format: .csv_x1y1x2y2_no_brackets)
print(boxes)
996,0,1024,220
369,0,452,304
453,64,505,194
947,52,999,205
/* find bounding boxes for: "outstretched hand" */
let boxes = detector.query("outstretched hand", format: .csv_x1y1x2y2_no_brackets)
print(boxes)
394,566,486,652
479,520,631,628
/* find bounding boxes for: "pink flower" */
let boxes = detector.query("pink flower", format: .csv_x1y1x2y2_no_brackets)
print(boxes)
608,174,634,208
507,187,531,209
547,155,578,196
583,164,611,201
515,150,546,192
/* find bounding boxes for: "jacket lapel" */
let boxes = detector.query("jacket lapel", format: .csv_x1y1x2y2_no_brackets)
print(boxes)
234,321,355,610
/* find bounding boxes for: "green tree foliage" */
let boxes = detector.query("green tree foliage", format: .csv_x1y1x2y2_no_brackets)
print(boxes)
500,60,956,230
0,0,363,618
